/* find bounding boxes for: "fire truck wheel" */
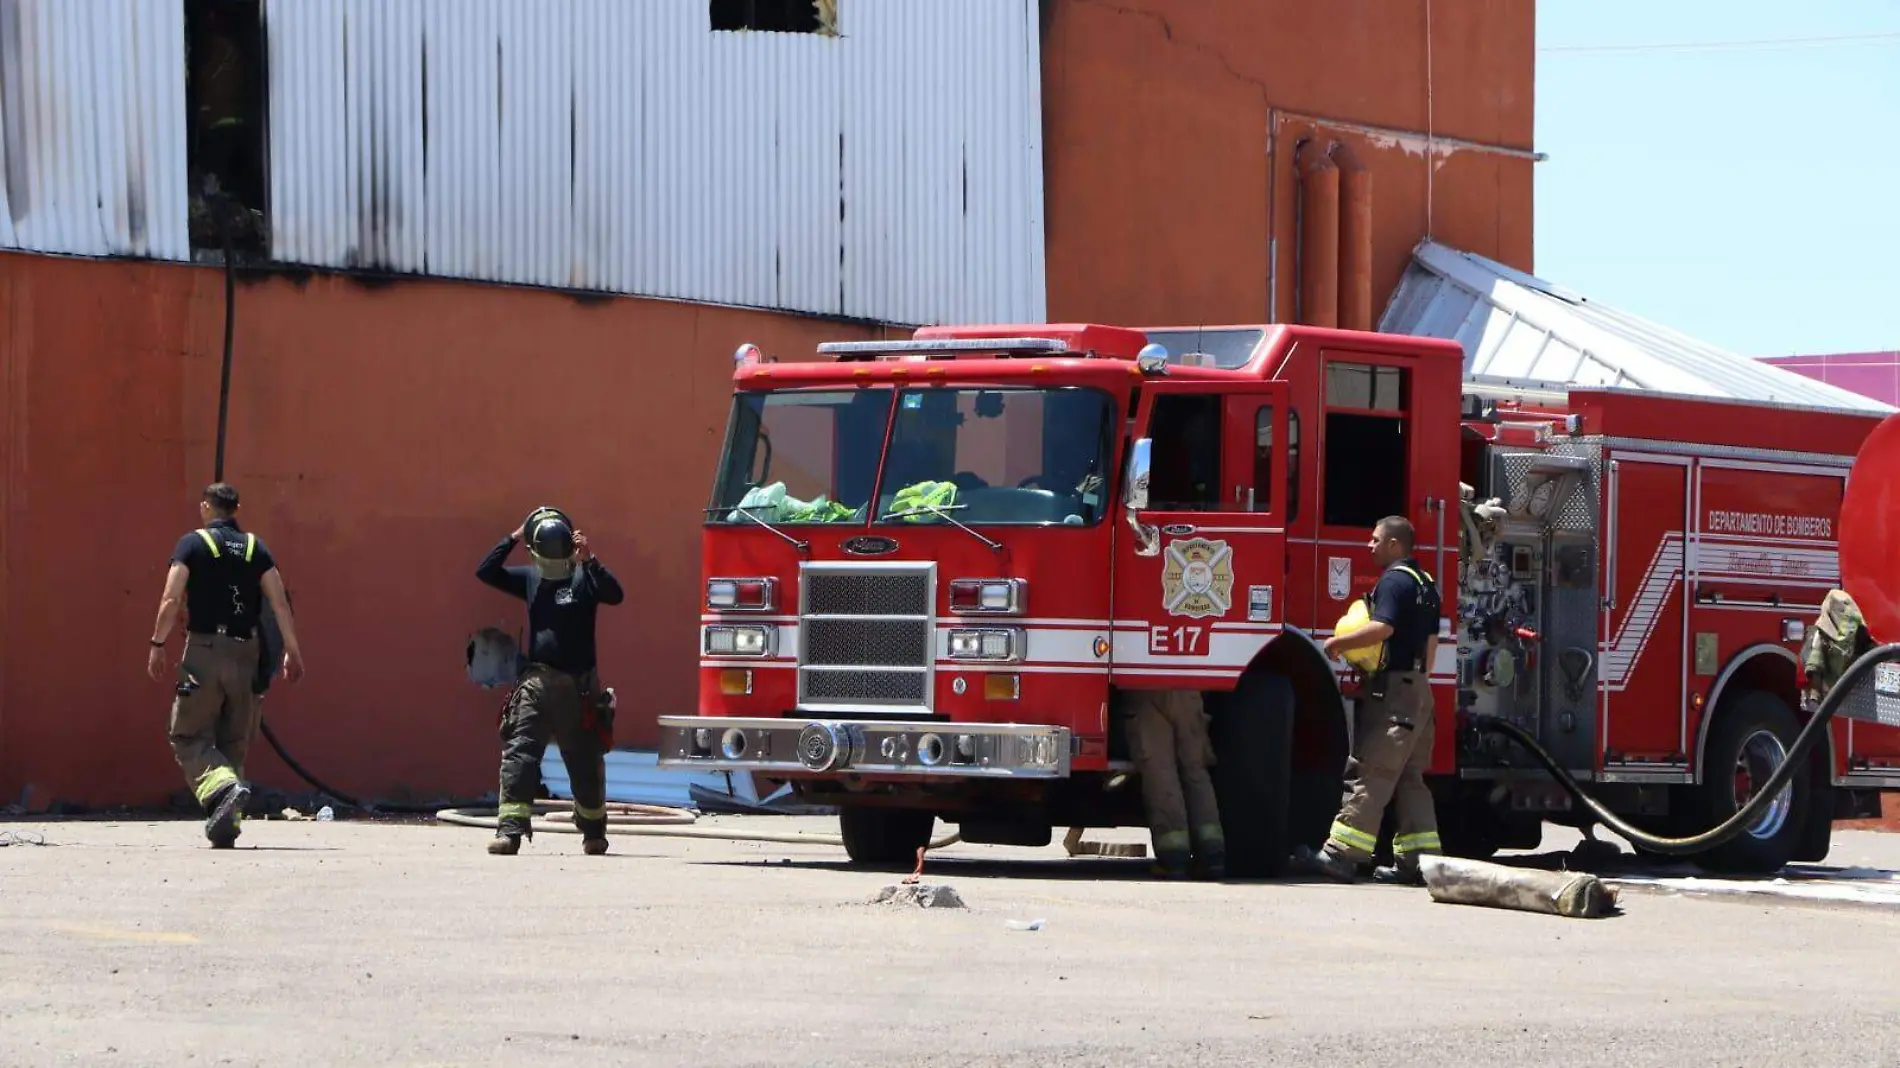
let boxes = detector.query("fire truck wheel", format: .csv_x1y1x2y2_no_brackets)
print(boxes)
1692,691,1812,875
838,807,939,869
1209,671,1295,879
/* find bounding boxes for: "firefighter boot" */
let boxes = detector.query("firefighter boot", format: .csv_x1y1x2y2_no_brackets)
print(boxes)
576,813,609,856
490,803,534,854
1292,843,1360,883
204,781,251,849
1198,847,1228,881
1371,863,1425,886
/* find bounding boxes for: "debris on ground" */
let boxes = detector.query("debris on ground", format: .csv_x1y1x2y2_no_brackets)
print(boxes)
0,830,49,847
869,883,967,909
1004,918,1046,931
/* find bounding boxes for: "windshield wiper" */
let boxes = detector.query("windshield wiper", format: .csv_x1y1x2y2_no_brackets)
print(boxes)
879,502,1003,554
710,505,811,556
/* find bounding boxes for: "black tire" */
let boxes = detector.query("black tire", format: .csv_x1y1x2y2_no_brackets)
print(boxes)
1794,780,1835,863
838,807,936,868
1691,690,1813,875
1209,671,1295,879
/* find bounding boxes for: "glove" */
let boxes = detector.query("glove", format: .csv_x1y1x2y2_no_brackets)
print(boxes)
580,688,616,750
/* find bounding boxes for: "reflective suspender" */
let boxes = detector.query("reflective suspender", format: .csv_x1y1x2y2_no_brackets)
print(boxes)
194,529,256,561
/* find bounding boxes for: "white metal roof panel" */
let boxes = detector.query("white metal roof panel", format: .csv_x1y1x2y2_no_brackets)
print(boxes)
261,0,1047,326
0,0,190,260
1379,240,1896,415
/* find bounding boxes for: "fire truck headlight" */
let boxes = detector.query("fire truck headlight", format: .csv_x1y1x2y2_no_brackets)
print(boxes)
948,627,1023,662
1782,618,1806,643
703,624,774,658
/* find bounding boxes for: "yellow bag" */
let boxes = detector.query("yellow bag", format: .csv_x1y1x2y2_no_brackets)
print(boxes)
1333,597,1386,675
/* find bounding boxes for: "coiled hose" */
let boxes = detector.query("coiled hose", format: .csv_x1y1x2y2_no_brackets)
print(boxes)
1469,643,1900,856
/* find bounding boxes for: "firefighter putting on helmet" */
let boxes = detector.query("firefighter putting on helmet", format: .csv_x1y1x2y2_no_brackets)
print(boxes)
477,506,626,855
1300,516,1445,885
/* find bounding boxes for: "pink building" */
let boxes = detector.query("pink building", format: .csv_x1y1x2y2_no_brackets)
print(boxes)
1761,352,1900,409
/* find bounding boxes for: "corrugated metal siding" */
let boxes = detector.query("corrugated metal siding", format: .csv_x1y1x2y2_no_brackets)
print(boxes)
1379,240,1897,415
261,0,1045,325
0,0,190,260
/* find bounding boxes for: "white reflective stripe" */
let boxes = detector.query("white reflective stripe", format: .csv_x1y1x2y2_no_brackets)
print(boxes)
1110,626,1275,669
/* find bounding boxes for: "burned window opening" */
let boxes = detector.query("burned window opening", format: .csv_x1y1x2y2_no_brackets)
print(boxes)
185,0,269,257
710,0,839,36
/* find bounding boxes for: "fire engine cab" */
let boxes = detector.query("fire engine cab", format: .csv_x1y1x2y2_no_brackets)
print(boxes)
658,322,1900,877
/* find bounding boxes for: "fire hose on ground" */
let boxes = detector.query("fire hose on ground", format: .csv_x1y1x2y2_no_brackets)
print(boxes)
1472,642,1900,856
431,799,963,849
1425,644,1900,918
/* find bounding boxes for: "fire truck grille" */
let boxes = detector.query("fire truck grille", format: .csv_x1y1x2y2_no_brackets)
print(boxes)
800,669,930,705
799,568,934,711
803,572,930,617
804,619,932,666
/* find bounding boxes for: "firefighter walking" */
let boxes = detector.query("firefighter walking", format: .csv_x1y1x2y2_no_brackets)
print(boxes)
476,507,625,855
1303,515,1443,884
147,482,306,848
1119,689,1226,879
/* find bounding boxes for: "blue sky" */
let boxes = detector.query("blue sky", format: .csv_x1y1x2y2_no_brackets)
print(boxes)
1534,0,1900,358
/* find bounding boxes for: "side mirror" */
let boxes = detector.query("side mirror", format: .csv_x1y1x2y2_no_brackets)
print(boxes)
1124,438,1152,510
1123,438,1159,556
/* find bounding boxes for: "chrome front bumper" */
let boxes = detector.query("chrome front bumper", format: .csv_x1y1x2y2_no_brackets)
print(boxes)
655,716,1072,779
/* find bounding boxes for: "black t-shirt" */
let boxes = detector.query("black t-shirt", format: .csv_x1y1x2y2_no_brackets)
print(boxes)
476,535,625,674
171,518,277,638
1367,556,1440,672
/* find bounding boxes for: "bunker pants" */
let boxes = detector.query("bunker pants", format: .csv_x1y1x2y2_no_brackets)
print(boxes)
168,632,263,815
496,665,613,841
1326,670,1441,868
1122,689,1225,870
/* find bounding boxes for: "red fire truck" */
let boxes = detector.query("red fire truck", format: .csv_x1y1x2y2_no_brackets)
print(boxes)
657,322,1900,876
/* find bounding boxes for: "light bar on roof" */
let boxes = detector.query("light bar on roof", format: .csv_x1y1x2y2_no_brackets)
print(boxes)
816,337,1072,359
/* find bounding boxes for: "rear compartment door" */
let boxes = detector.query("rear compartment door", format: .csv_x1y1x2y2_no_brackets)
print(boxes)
1111,379,1289,690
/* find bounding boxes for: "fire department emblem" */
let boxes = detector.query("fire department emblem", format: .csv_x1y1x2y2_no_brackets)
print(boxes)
1161,538,1234,619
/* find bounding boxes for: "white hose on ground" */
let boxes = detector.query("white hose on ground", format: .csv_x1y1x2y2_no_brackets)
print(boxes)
433,799,961,849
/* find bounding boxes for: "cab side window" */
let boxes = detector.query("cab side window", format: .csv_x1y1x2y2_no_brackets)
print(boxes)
1148,394,1222,511
1322,362,1407,527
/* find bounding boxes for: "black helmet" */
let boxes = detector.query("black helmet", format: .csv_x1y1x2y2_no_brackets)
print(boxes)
524,506,575,560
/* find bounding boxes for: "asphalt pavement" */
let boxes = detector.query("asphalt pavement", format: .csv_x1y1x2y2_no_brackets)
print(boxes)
3,814,1899,1067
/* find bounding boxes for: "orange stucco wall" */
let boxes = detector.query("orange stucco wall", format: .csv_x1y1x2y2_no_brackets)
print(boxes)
1041,0,1534,324
0,254,900,808
1,0,1535,810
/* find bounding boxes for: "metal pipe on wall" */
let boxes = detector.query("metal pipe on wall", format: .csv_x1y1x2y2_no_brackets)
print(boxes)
1334,143,1374,332
1298,145,1340,328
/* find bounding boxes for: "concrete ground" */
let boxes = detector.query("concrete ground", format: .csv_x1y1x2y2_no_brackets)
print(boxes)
4,814,1900,1067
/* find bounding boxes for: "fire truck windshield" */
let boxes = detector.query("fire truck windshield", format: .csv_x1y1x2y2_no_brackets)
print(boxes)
707,385,1117,528
708,389,892,525
875,386,1116,527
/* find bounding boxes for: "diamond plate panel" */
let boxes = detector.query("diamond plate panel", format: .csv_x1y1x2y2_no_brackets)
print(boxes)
1491,443,1603,536
1833,659,1900,729
805,573,930,617
805,619,932,668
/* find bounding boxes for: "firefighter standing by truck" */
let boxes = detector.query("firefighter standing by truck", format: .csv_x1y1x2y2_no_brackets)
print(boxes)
1302,515,1444,884
147,482,306,848
1119,689,1226,879
476,507,625,856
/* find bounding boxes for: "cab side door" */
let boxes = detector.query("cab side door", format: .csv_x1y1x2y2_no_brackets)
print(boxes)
1111,378,1290,691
